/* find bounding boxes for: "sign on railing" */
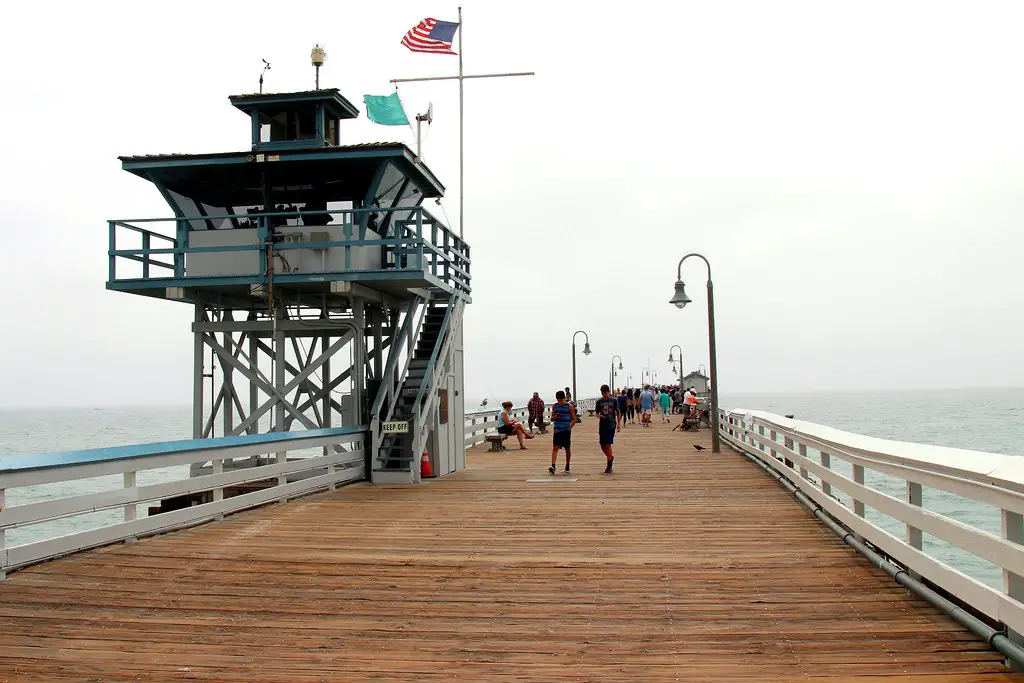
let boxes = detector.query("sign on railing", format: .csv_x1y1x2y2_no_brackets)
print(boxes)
719,408,1024,636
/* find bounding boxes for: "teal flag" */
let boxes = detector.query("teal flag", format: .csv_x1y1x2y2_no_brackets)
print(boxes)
363,93,409,126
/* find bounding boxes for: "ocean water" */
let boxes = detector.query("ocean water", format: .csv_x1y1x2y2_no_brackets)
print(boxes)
1,389,1022,589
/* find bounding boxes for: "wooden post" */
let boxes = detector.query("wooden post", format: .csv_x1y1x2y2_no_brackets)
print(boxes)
820,451,832,496
853,465,866,518
123,471,138,543
907,482,923,550
1002,509,1024,666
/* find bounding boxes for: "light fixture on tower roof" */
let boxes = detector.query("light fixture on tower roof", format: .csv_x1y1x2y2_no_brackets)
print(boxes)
311,44,327,89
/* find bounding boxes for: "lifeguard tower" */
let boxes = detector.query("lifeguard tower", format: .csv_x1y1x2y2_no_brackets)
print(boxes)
107,87,470,484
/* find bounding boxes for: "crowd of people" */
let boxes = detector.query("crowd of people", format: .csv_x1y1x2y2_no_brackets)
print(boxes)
495,383,706,475
612,385,702,427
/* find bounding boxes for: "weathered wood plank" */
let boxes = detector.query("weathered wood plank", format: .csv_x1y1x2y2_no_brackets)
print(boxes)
0,416,1019,681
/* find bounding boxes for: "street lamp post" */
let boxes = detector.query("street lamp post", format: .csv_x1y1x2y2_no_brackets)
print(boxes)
610,355,623,391
571,330,591,405
669,253,720,454
668,344,684,392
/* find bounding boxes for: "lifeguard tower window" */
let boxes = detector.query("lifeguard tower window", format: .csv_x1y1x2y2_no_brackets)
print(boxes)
260,107,317,143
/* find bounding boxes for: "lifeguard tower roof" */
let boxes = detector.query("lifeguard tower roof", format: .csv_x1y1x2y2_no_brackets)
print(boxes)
119,142,444,210
107,87,469,304
228,88,361,121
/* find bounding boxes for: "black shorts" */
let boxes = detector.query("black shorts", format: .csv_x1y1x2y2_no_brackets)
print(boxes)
552,430,571,449
497,425,515,435
599,421,616,445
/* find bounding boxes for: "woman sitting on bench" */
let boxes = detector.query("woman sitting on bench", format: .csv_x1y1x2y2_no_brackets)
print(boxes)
497,401,535,450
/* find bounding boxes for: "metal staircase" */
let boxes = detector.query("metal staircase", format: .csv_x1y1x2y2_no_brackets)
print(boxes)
369,291,466,480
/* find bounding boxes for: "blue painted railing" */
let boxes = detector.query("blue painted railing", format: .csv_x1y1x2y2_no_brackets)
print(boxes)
107,205,471,295
0,426,364,475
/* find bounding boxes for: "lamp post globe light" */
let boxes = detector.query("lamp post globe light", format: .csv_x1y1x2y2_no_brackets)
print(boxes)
670,253,720,453
610,355,623,392
571,330,591,406
668,344,684,394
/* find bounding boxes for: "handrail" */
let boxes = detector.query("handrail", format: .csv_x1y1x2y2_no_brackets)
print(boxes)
411,297,456,420
0,427,368,577
412,296,466,457
0,426,361,477
107,208,471,294
369,298,422,418
111,205,450,228
719,407,1024,636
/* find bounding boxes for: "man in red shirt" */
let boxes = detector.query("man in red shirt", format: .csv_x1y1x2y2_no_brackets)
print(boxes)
527,392,546,433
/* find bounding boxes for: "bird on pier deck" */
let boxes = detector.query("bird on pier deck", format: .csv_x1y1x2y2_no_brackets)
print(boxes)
693,444,706,451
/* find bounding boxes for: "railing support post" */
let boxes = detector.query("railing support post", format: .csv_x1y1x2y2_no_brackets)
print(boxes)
328,442,338,490
820,451,832,496
781,434,793,469
797,442,808,480
851,463,867,543
0,487,6,581
852,464,866,518
141,232,151,279
212,458,224,520
907,482,923,551
770,429,778,461
123,471,138,543
1002,509,1024,667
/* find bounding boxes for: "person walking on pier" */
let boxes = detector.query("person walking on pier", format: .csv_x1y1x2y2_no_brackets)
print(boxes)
549,390,577,474
640,385,655,427
616,388,629,429
659,388,672,423
595,384,621,473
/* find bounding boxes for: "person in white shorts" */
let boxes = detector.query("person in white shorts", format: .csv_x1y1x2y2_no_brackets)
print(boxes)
639,385,655,427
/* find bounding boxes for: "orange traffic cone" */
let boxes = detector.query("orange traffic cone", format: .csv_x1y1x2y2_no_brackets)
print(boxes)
420,451,434,478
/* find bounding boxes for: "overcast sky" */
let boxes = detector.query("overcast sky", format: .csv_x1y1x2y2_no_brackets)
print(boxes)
1,0,1022,408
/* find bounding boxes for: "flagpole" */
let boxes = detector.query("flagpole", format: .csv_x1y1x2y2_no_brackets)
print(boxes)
458,5,464,239
391,11,533,242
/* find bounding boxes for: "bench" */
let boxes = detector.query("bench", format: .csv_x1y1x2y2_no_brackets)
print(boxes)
680,408,707,432
485,434,508,452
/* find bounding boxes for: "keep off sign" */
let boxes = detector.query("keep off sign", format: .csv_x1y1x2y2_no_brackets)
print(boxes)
382,421,410,434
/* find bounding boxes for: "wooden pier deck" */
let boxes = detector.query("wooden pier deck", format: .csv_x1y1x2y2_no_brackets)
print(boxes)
0,416,1020,682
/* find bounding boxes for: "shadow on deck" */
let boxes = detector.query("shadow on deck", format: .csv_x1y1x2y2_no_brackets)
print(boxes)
0,416,1020,681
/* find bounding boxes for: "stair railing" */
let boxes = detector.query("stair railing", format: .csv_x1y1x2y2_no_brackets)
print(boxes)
369,297,427,463
410,293,466,459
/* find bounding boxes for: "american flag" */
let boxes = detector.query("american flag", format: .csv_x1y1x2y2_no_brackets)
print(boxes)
401,18,460,55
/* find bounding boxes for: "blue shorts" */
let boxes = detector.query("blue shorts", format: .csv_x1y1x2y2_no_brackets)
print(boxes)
599,421,616,445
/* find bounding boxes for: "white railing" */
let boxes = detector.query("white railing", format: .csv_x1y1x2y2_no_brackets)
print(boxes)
464,398,597,448
720,408,1024,635
0,426,366,578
